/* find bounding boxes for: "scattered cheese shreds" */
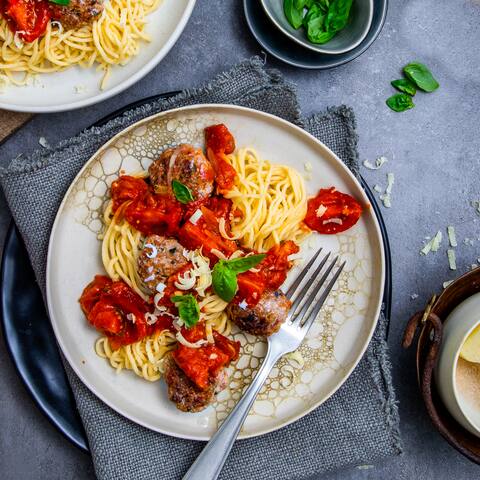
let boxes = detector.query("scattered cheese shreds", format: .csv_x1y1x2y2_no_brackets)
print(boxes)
443,280,454,289
304,161,313,172
379,173,395,208
373,184,383,193
38,137,49,148
471,264,479,270
410,293,419,300
464,238,474,246
471,200,480,215
447,226,457,247
447,249,457,270
363,156,388,170
420,231,442,255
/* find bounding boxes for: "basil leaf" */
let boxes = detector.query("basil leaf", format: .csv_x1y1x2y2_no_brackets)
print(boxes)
303,3,323,28
171,294,200,328
325,0,353,33
284,0,304,29
316,0,330,13
49,0,70,5
391,79,417,96
386,93,415,112
212,263,238,302
308,21,335,44
171,180,194,204
222,254,266,273
403,62,439,92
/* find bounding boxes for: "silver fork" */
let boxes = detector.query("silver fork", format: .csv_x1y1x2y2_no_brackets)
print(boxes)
183,249,345,480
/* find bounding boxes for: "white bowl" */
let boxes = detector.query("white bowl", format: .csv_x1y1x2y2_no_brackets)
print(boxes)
435,292,480,437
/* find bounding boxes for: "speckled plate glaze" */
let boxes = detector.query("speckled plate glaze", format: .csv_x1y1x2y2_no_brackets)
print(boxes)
46,104,385,440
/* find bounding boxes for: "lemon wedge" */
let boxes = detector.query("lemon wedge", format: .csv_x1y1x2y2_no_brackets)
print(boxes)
460,324,480,363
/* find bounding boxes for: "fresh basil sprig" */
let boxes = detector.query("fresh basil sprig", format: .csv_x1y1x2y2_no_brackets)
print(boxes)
386,93,415,112
391,79,416,96
49,0,70,5
212,254,266,302
403,62,439,92
171,294,200,328
171,180,194,204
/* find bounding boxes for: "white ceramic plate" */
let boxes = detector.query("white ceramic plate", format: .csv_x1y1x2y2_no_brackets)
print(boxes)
0,0,195,113
46,104,385,440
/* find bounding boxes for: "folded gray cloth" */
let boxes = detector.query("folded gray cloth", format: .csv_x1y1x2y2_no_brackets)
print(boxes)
0,57,402,480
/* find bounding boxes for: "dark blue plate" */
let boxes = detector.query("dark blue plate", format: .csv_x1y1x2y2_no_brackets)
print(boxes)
0,95,392,453
244,0,388,69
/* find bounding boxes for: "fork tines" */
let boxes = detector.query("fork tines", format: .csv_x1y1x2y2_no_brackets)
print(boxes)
286,248,346,332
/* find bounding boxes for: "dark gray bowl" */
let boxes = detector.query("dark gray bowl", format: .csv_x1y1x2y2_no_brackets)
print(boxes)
261,0,373,54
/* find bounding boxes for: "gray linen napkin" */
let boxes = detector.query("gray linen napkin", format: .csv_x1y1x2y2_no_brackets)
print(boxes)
0,57,402,480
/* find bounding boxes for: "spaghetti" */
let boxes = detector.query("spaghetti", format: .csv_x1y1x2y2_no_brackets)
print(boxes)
0,0,161,89
224,147,311,252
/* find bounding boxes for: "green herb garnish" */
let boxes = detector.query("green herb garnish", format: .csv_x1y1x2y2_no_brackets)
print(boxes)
49,0,70,5
391,79,417,96
403,62,439,92
386,93,415,112
284,0,353,45
212,254,266,302
171,180,194,204
171,294,200,328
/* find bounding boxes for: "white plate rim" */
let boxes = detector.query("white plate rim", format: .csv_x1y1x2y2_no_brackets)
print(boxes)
0,0,196,113
46,103,385,440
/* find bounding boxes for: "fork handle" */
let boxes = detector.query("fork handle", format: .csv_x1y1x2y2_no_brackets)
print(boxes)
182,345,280,480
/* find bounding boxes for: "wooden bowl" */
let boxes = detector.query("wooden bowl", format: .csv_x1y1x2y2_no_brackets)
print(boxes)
403,268,480,464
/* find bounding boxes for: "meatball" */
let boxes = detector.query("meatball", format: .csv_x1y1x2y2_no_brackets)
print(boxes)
163,355,216,413
50,0,103,30
227,290,291,336
137,235,188,292
148,144,214,201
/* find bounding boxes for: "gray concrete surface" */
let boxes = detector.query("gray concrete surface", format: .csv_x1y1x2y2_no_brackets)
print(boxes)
1,0,480,478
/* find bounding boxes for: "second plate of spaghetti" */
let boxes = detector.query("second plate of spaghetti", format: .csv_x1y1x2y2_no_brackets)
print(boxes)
0,0,195,112
47,104,384,439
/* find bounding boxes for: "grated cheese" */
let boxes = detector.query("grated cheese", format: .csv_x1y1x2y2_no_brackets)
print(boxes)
126,313,136,324
238,299,248,310
156,282,166,294
189,209,203,225
447,226,457,247
471,200,480,215
379,173,395,208
373,184,383,193
420,231,442,255
38,137,49,148
443,280,454,289
304,162,313,172
410,293,419,300
144,243,157,259
447,249,457,270
145,313,158,325
363,156,388,170
323,218,343,225
316,204,327,218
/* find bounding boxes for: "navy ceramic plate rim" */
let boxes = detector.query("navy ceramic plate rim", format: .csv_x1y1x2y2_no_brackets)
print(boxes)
0,94,392,451
244,0,389,69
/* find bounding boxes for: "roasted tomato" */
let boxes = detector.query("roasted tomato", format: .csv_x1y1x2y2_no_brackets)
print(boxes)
173,323,240,390
205,124,237,192
236,241,299,305
110,175,183,235
110,175,149,212
79,276,165,349
178,205,238,263
124,193,183,236
305,187,363,234
4,0,50,42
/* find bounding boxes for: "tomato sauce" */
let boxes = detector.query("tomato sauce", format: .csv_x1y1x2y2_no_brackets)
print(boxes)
2,0,50,42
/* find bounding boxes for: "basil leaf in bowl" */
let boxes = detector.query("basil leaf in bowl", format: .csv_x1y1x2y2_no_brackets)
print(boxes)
172,180,194,204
